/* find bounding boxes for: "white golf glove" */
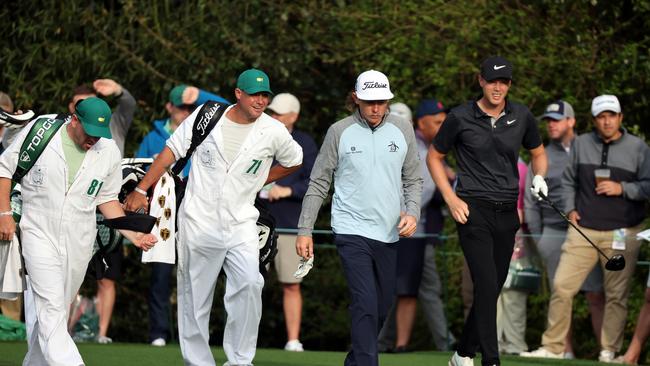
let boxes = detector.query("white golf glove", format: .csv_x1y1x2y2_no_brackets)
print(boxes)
293,256,314,279
530,175,548,201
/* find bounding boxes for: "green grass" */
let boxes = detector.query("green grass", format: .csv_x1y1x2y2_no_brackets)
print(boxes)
0,341,617,365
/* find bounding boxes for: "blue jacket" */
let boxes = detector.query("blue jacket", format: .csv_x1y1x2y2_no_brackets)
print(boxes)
136,90,230,176
196,91,230,106
135,119,194,177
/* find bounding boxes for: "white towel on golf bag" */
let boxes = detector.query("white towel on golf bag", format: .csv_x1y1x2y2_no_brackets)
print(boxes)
142,172,176,264
0,236,24,299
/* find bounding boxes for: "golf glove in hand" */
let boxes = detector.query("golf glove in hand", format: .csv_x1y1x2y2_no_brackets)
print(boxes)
293,257,314,279
531,175,548,201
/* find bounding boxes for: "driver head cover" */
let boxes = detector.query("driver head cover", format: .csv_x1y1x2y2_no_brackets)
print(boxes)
293,257,314,279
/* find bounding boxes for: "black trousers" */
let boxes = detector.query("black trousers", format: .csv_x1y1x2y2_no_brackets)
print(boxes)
336,234,397,366
456,198,519,366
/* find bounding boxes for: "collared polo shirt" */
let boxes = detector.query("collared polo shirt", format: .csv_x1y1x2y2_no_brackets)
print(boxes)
433,99,542,202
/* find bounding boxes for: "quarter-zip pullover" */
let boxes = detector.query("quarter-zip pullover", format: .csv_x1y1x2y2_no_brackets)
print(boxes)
562,129,650,230
298,109,422,243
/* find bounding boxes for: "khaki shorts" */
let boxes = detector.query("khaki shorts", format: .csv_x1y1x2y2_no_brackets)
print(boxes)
273,234,303,284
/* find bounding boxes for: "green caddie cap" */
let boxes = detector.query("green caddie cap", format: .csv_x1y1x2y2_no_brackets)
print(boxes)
75,97,112,139
236,69,273,95
169,85,187,107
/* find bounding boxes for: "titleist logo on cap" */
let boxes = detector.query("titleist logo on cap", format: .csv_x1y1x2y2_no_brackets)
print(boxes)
362,81,388,90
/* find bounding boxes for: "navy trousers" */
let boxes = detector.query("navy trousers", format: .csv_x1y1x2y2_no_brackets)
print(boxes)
456,199,519,366
149,262,173,342
336,234,397,366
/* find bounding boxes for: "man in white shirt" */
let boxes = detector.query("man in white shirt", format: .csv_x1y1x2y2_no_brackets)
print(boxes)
125,69,303,366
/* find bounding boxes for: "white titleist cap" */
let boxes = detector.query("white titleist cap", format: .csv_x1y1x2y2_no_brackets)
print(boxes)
389,102,412,122
267,93,300,115
591,94,621,117
355,70,394,101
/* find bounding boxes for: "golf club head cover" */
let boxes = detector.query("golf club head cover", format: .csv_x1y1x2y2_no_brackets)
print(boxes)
100,211,157,233
0,110,36,129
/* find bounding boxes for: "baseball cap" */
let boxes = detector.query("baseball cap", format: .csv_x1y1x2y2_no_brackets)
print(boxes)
415,99,446,120
169,85,188,107
355,70,394,101
74,97,112,139
237,68,273,95
591,95,621,116
480,56,513,81
389,102,412,121
267,93,300,114
541,100,575,121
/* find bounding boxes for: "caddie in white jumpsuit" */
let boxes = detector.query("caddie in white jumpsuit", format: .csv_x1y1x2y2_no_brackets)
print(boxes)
125,69,303,366
0,97,156,366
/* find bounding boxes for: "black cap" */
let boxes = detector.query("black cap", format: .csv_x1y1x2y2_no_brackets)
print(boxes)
480,56,513,81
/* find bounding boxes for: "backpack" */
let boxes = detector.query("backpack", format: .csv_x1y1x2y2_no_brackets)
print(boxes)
168,101,278,275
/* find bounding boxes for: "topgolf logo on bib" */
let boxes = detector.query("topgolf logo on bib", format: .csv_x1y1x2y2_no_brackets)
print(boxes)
24,118,58,157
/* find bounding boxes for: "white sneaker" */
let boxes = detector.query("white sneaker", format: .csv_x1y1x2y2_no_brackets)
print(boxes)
599,350,616,363
448,351,474,366
284,339,304,352
564,351,575,359
151,338,166,347
520,347,564,359
612,355,635,365
97,336,112,344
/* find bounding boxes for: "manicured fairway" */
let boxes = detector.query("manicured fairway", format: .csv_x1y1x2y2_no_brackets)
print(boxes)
0,341,615,365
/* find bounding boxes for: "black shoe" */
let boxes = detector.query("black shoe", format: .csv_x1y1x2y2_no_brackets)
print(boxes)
378,346,393,353
393,346,411,353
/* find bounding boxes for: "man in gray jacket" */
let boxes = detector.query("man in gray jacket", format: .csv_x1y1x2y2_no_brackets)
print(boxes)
296,70,422,366
523,100,604,358
522,95,650,362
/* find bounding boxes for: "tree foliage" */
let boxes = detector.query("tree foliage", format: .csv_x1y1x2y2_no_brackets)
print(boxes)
3,0,650,151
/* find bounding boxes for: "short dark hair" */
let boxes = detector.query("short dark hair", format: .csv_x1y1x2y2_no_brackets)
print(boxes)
72,84,95,100
177,104,197,113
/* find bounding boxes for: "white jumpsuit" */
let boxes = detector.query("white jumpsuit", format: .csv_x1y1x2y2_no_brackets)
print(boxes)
0,116,122,366
167,106,302,366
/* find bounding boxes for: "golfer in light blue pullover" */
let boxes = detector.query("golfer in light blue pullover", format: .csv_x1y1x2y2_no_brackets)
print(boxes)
296,70,422,366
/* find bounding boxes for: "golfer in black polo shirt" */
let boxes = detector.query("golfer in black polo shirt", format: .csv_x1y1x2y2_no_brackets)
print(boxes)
427,56,548,366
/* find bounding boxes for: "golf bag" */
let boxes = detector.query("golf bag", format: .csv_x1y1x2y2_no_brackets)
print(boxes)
255,198,278,276
155,101,278,273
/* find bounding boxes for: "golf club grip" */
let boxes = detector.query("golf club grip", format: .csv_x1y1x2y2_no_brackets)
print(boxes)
0,110,35,124
537,191,611,260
